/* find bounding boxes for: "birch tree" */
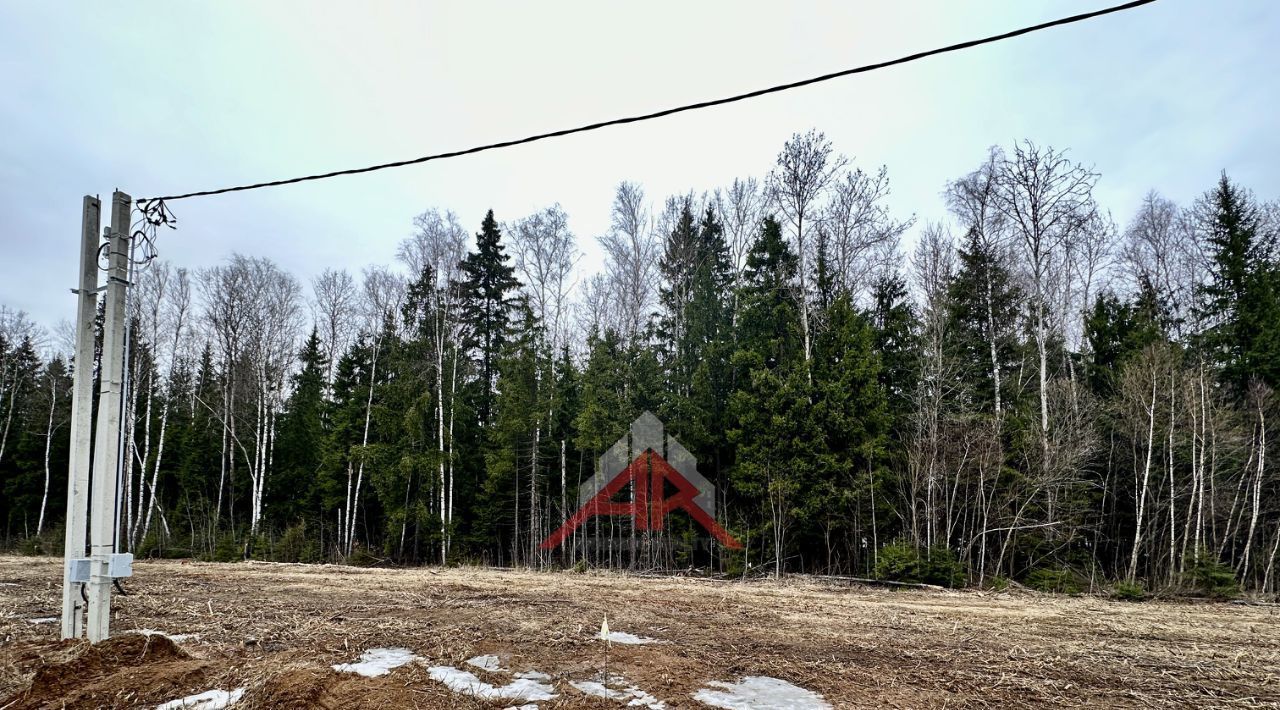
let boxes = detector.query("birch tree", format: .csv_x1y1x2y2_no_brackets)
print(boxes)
599,182,658,340
767,129,846,367
310,268,358,391
510,204,580,557
995,141,1099,491
399,208,469,561
342,265,404,554
822,164,912,303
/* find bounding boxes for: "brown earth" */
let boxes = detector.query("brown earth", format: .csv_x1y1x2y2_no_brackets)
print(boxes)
0,556,1277,708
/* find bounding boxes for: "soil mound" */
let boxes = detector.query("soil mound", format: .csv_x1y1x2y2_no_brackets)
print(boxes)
6,633,209,709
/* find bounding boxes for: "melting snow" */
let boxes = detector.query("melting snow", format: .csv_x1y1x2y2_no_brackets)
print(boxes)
693,676,831,710
154,687,244,710
503,706,539,710
131,628,197,643
26,617,57,624
571,677,666,708
516,670,551,680
466,654,504,671
426,665,556,701
598,630,659,645
332,647,421,677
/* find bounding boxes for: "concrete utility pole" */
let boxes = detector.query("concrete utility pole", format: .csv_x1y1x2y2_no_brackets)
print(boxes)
86,191,131,643
60,196,100,640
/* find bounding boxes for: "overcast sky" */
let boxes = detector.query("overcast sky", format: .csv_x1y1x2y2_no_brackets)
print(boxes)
1,0,1277,336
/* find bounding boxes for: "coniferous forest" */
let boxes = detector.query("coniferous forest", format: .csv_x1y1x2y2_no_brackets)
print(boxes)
3,133,1279,596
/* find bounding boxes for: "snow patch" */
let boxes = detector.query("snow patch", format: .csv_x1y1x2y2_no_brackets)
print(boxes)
503,705,539,710
155,687,244,710
598,630,659,645
571,677,666,708
516,670,551,680
332,647,420,677
426,665,556,701
0,582,18,587
466,654,503,671
693,676,831,710
130,628,197,643
26,617,57,624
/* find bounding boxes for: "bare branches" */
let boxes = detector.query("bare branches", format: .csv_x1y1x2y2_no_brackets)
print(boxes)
400,209,469,286
598,181,659,340
822,165,913,300
510,204,580,349
716,177,765,279
310,268,358,387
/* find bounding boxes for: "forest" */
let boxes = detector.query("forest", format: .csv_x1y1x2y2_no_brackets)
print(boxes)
2,132,1278,596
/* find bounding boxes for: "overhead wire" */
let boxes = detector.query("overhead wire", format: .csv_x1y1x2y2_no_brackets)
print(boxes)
139,0,1157,206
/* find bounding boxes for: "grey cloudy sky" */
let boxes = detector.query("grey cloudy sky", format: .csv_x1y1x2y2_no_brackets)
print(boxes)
1,0,1277,333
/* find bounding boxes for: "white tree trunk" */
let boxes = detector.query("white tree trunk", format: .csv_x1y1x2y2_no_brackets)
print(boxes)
36,374,56,535
1128,371,1158,582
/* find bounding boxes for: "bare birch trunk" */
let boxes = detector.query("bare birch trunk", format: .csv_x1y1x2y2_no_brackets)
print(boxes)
36,374,56,535
1241,399,1265,579
1128,371,1158,582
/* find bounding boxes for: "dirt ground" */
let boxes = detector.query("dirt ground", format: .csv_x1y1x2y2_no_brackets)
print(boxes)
0,556,1276,709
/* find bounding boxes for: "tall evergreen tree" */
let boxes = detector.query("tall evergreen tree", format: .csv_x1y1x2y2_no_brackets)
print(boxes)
1195,174,1280,392
946,227,1022,414
460,210,520,426
272,329,328,525
729,216,812,575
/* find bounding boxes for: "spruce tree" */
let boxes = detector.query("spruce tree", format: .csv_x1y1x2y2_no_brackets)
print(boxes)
272,329,328,524
460,210,520,426
946,227,1022,413
729,216,810,575
1195,174,1280,392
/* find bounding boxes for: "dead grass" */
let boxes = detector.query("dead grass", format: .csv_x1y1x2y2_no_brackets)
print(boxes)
1,556,1277,708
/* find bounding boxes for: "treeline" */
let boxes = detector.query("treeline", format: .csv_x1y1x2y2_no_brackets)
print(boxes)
2,132,1278,596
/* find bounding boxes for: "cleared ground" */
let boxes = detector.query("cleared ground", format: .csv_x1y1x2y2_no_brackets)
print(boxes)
0,556,1277,708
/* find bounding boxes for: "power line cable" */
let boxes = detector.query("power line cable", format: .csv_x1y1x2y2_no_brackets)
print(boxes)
141,0,1157,204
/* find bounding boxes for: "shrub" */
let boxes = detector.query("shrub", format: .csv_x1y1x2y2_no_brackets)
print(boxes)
1112,580,1146,601
1186,553,1238,598
875,539,921,582
1025,566,1082,594
274,522,318,563
212,532,241,562
875,540,965,587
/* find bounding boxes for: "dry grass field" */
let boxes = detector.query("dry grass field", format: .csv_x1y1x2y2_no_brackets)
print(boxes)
1,556,1277,708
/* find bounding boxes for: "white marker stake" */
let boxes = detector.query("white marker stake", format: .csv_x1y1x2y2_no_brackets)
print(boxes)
600,614,610,693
